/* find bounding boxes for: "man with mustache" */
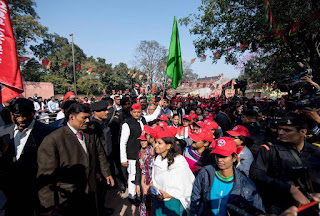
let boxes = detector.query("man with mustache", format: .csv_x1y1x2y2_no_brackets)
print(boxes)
37,103,113,216
0,98,55,216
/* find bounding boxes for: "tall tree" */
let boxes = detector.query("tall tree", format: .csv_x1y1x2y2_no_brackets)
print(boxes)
134,40,167,86
7,0,48,54
180,0,320,83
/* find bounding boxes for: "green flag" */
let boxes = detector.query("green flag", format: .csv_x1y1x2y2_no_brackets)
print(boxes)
166,16,183,89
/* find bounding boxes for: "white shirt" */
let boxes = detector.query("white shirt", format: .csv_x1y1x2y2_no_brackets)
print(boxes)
120,118,144,163
143,105,161,123
67,123,87,154
152,155,195,210
48,101,58,113
56,111,65,120
14,119,36,160
33,101,40,111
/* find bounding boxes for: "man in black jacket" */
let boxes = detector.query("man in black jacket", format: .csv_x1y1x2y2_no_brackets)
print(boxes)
0,98,55,216
89,100,114,215
120,103,147,205
250,113,320,215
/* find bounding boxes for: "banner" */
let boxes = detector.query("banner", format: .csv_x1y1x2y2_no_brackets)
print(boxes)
42,60,51,69
200,55,207,62
18,56,30,63
0,0,24,103
76,64,82,71
61,62,69,68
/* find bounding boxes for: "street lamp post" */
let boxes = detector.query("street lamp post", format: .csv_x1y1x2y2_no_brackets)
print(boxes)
70,33,77,95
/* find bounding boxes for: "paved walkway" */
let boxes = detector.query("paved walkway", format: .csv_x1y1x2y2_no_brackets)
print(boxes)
105,187,139,216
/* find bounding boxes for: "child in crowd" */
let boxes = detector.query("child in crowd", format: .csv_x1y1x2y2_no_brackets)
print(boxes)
171,114,180,128
226,125,254,176
176,115,192,141
183,128,214,175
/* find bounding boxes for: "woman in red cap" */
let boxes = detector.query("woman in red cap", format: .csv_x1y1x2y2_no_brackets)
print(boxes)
190,137,265,216
151,128,195,215
226,125,254,176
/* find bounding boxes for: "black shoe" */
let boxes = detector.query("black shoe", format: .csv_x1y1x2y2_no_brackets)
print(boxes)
128,198,140,207
103,207,114,216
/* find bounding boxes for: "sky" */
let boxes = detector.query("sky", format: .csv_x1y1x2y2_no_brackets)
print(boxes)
34,0,240,79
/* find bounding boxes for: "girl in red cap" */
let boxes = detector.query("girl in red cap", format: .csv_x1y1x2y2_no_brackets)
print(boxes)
226,125,254,176
190,137,265,216
150,128,195,215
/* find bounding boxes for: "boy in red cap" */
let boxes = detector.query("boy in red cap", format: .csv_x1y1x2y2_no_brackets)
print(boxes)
176,115,192,141
190,137,265,216
183,128,214,175
120,103,147,205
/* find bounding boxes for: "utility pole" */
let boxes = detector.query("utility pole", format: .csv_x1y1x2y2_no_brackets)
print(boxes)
70,33,77,95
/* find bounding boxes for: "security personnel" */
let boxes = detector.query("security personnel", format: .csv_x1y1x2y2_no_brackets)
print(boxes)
89,100,114,216
250,113,320,216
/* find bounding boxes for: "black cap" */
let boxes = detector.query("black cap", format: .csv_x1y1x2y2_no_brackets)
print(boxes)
61,100,77,110
120,97,130,106
243,109,259,117
90,100,109,111
277,113,308,129
155,97,161,102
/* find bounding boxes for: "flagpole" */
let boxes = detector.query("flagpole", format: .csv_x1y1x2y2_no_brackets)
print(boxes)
70,33,77,95
163,72,167,98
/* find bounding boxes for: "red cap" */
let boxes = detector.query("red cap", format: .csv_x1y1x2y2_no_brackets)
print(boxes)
63,91,75,101
211,137,237,156
190,128,214,143
126,89,129,91
159,115,169,121
151,88,156,92
138,131,147,140
144,125,157,138
205,121,219,130
190,113,198,119
183,115,191,121
158,122,168,128
131,103,142,110
194,121,206,128
167,126,177,136
172,99,178,103
154,126,175,139
226,125,250,138
135,84,140,88
150,96,155,100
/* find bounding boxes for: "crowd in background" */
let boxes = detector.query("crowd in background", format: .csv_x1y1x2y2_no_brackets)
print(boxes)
1,83,320,216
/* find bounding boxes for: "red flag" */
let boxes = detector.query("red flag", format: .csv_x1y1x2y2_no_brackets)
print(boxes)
101,69,106,74
96,68,100,72
239,43,248,50
0,0,24,103
213,51,221,59
42,60,51,69
60,62,69,68
87,67,92,74
76,64,82,71
190,58,196,64
18,56,30,63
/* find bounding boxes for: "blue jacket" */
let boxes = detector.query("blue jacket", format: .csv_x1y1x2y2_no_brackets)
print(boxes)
190,164,265,216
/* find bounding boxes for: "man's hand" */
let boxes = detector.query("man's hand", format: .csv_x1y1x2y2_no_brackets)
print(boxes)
290,186,310,206
136,185,141,197
106,176,115,186
279,206,298,216
141,183,149,195
302,107,320,124
121,162,128,167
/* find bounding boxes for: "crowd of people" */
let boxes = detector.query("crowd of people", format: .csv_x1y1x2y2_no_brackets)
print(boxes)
1,83,320,216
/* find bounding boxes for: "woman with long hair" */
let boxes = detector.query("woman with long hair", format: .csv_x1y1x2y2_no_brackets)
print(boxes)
151,127,195,215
